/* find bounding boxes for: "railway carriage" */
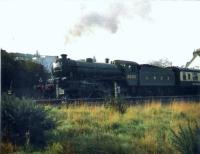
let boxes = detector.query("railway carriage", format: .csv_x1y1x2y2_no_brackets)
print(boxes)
170,67,200,95
138,65,175,96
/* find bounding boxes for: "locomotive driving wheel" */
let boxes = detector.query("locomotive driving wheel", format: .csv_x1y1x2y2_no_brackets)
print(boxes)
77,82,112,98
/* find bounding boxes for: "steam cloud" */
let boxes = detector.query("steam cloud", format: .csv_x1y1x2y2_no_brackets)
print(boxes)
65,0,151,43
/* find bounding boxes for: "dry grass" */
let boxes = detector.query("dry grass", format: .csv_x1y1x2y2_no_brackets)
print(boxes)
44,101,199,154
9,101,200,154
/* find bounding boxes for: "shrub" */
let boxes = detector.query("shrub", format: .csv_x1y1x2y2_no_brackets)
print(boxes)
170,120,200,154
1,94,56,148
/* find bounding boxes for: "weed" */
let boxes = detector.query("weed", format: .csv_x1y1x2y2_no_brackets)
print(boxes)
171,120,200,154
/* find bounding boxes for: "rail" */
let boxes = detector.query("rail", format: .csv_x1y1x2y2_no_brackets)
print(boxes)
33,95,200,104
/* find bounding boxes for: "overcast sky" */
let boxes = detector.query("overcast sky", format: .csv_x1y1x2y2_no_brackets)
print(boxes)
0,0,200,66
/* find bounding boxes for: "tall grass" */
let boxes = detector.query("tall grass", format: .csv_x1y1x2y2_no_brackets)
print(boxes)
4,101,200,154
43,101,200,154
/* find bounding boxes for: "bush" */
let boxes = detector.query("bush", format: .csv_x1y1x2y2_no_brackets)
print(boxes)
1,94,56,148
170,120,200,154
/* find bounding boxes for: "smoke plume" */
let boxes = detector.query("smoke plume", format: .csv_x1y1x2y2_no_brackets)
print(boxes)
65,0,151,44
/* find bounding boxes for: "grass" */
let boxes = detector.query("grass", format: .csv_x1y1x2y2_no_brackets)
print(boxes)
2,101,200,154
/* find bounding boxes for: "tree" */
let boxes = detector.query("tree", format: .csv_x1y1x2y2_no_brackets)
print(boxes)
1,49,17,91
1,49,49,97
149,58,172,67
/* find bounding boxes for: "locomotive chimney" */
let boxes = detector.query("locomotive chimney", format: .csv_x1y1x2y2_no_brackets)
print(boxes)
86,58,93,63
61,54,67,60
105,58,109,64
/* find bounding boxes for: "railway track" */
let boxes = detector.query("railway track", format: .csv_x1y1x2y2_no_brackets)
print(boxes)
33,95,200,104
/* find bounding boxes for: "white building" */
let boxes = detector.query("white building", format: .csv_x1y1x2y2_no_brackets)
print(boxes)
185,49,200,69
32,55,57,72
188,56,200,69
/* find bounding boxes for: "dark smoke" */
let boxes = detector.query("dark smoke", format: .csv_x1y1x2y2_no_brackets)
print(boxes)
65,0,151,44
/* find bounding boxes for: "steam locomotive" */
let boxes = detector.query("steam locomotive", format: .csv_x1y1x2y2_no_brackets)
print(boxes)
39,54,200,99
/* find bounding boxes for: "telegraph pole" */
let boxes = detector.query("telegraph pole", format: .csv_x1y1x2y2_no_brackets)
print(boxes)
114,82,120,99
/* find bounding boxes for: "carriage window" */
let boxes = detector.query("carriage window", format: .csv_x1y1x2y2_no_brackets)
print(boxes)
160,76,163,80
183,73,186,80
153,76,156,80
188,73,191,80
145,76,149,80
167,76,170,80
193,73,198,81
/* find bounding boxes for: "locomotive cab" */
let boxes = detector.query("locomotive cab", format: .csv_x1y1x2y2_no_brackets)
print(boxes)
113,60,139,86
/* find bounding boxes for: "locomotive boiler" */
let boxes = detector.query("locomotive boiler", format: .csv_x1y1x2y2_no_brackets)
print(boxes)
51,54,127,98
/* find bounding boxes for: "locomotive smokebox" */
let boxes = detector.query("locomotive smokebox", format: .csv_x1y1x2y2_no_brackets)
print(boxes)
61,54,67,60
105,58,109,64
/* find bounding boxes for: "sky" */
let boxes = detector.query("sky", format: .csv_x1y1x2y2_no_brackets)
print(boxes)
0,0,200,67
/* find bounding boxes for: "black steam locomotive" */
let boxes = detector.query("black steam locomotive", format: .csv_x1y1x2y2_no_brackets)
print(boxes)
40,54,200,99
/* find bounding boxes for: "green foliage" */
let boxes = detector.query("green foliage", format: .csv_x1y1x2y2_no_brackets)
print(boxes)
171,121,200,154
1,49,17,91
1,94,56,148
1,49,49,97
